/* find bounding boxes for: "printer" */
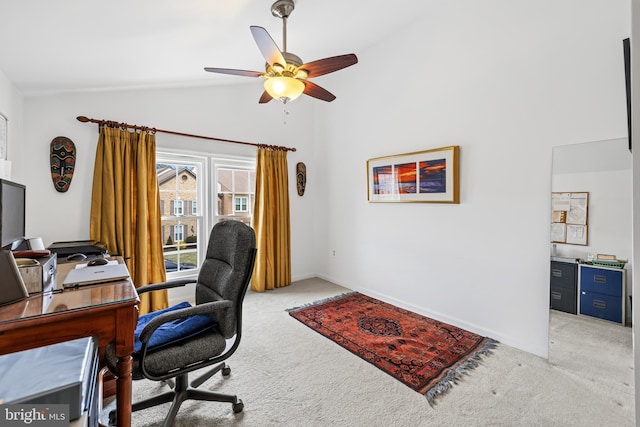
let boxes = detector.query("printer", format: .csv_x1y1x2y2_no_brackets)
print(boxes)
47,240,108,262
0,337,100,426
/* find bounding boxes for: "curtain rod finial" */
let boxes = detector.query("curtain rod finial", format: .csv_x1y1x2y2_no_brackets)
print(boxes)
77,116,90,122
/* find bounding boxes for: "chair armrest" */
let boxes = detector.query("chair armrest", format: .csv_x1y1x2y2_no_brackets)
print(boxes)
136,278,197,294
138,300,233,346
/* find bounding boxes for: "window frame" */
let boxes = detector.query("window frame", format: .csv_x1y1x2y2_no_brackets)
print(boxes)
157,152,207,280
157,151,255,279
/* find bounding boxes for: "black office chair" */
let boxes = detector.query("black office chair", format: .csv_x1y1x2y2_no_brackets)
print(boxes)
106,220,257,427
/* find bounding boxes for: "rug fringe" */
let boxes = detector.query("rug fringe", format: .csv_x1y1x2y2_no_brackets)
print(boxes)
285,292,357,313
425,338,499,406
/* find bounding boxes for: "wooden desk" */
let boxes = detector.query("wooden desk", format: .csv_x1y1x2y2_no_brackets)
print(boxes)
0,258,139,427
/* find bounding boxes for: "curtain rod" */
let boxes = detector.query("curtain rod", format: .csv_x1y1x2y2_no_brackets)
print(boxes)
76,116,296,152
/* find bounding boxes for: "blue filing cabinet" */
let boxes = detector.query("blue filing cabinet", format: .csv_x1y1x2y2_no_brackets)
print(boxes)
578,264,626,324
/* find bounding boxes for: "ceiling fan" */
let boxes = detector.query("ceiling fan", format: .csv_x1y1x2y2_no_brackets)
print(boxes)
204,0,358,104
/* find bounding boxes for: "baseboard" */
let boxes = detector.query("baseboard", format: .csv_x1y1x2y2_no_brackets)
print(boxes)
310,274,508,350
291,272,317,282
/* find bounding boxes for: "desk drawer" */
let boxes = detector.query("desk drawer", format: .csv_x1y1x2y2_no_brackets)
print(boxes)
579,266,623,297
580,291,622,323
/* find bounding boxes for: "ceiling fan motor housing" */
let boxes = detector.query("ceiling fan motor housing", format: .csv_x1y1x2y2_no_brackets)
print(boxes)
271,0,295,19
281,52,302,68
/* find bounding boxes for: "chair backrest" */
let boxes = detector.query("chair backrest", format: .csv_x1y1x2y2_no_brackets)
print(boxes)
195,220,256,338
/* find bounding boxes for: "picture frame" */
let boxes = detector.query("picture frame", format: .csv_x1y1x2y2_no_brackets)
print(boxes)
367,146,460,203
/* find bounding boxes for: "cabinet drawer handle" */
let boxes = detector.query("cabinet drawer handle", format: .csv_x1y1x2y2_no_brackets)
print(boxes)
593,275,607,284
593,300,607,309
551,269,563,278
551,291,562,300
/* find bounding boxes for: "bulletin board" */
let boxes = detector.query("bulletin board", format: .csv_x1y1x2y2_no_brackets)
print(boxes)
551,192,588,245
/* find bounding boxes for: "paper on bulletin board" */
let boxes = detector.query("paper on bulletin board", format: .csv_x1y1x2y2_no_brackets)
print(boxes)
551,193,571,212
551,223,567,243
565,224,587,245
566,193,588,225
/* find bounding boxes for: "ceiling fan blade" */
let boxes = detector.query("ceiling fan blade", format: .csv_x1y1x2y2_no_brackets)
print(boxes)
303,81,336,102
204,67,263,77
250,26,286,67
300,54,358,78
259,91,273,104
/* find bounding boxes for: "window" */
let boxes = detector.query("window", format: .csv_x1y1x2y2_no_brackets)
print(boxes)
174,199,183,216
234,196,248,212
215,163,255,225
157,156,204,276
173,224,184,242
157,152,255,277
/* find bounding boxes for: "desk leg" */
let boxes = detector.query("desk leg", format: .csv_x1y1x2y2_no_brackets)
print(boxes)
115,354,133,426
114,304,137,427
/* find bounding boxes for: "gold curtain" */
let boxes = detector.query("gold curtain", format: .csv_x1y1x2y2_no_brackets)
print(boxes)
90,126,168,314
251,148,291,292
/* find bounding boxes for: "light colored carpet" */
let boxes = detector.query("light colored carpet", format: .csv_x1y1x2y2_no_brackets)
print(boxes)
107,278,634,426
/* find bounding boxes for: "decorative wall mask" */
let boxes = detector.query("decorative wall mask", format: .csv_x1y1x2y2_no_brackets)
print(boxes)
296,162,306,196
50,136,76,192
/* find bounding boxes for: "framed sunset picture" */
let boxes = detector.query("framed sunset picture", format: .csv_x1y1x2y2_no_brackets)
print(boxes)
366,146,459,203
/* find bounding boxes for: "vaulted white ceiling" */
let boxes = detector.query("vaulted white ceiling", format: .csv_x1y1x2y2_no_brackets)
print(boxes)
1,0,431,96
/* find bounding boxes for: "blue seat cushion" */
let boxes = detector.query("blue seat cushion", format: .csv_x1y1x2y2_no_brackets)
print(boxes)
134,301,218,352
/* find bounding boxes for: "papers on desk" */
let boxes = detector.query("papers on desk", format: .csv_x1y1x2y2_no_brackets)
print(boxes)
63,264,130,288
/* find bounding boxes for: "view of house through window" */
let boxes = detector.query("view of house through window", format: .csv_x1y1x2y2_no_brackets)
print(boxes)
216,167,255,225
157,161,200,274
157,153,256,276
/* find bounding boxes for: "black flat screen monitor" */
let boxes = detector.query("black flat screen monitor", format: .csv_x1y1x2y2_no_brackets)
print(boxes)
0,179,25,249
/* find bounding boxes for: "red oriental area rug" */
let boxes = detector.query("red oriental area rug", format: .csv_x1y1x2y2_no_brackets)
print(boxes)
288,292,497,403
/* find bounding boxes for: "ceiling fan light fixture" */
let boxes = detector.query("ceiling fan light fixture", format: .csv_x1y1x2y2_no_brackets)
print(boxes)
264,76,304,103
294,69,308,79
270,63,285,74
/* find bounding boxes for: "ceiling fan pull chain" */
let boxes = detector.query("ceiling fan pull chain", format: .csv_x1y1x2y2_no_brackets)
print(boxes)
282,105,290,125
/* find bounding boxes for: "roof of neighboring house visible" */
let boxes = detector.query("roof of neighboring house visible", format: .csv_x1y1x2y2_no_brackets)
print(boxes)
157,165,196,186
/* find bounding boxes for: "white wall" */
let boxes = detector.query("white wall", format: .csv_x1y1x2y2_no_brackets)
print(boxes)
20,83,318,281
0,69,24,175
553,169,632,258
314,0,630,357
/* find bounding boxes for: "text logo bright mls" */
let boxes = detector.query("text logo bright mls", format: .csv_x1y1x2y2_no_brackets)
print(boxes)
1,405,68,426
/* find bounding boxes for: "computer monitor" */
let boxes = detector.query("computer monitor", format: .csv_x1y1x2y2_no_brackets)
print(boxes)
0,179,26,249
